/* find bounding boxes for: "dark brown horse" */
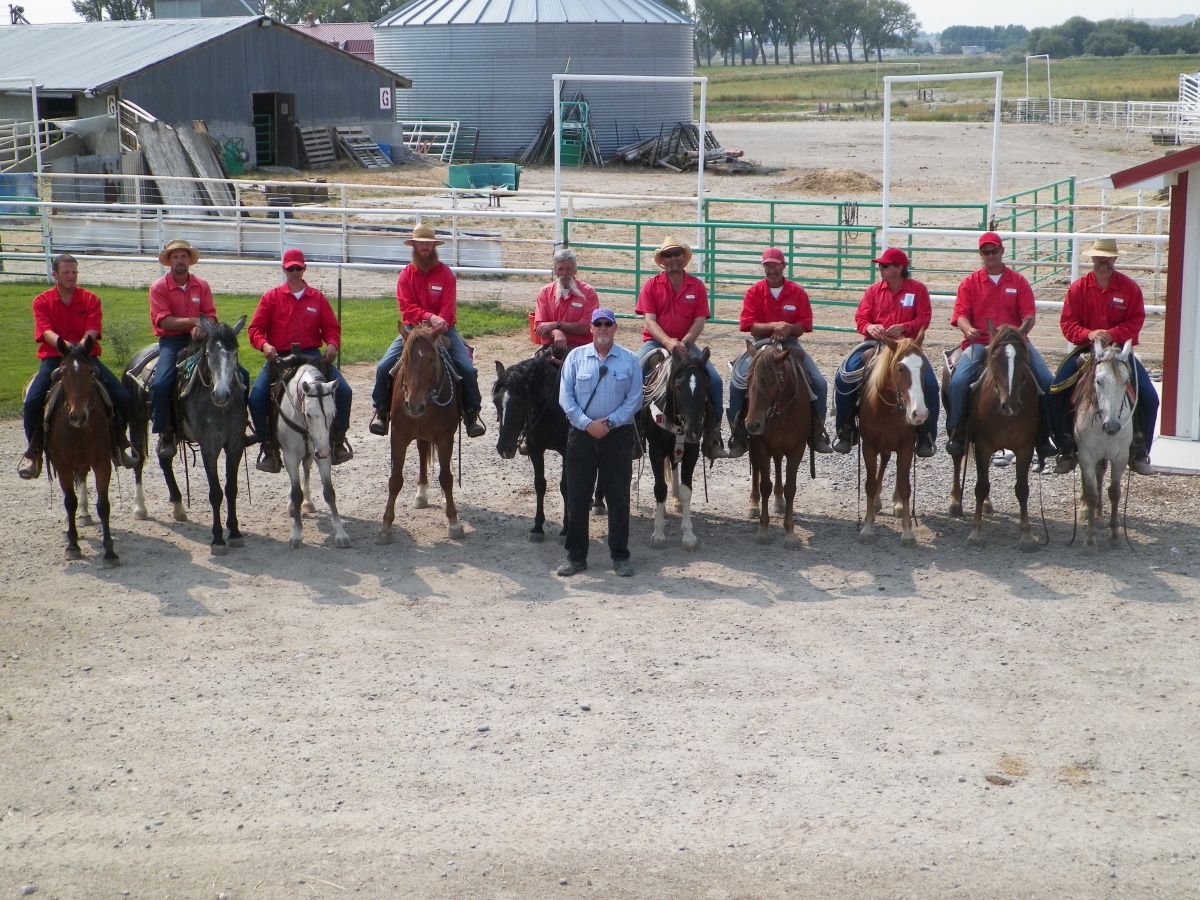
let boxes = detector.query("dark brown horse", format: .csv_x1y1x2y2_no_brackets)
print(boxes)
44,336,119,565
378,326,464,543
743,341,812,547
856,333,930,547
948,320,1041,550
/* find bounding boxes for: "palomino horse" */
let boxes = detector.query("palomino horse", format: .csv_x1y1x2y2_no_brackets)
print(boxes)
378,326,464,543
640,346,712,550
124,316,248,555
276,361,351,550
948,320,1041,550
743,341,812,547
856,334,930,547
44,336,119,565
1073,339,1136,550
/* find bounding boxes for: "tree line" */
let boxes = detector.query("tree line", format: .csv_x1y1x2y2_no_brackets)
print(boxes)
1026,16,1200,58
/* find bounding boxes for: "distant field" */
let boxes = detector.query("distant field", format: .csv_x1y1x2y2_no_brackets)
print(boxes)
697,54,1200,119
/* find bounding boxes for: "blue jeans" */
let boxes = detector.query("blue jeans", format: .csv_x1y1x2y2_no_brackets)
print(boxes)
639,340,724,421
1050,349,1159,454
151,334,190,433
727,338,829,425
833,342,939,438
24,355,132,441
373,327,481,413
250,350,352,440
945,342,1052,435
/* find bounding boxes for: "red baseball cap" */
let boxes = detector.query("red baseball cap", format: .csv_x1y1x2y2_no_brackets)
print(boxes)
282,248,306,268
978,232,1004,250
872,247,909,268
761,247,785,265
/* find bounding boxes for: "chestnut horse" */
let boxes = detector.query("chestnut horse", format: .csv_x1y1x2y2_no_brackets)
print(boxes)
378,326,464,543
743,341,812,547
44,336,119,565
948,320,1041,550
856,334,930,547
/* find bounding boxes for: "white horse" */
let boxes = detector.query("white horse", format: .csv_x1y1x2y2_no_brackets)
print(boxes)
1074,339,1135,551
277,363,350,549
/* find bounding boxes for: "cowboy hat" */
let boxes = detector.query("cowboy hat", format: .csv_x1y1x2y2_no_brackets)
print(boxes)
653,235,692,268
159,239,200,266
1087,238,1119,258
404,223,444,246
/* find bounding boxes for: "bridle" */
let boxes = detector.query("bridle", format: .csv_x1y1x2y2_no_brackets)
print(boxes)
748,349,803,423
400,333,455,409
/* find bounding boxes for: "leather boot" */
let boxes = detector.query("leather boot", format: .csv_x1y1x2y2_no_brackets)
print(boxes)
113,417,139,469
369,408,389,437
1053,435,1077,475
915,427,935,458
464,408,486,438
330,421,354,464
726,412,749,459
809,402,833,454
18,422,45,480
156,429,177,460
832,426,855,455
256,441,282,474
703,427,729,460
945,426,966,457
1130,432,1154,476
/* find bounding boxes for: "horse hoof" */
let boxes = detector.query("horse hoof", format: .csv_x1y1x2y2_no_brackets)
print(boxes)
649,535,667,549
782,534,802,550
304,501,317,513
527,532,545,543
228,536,244,548
967,532,984,547
773,499,786,515
901,535,917,548
335,536,351,549
289,538,302,549
103,555,121,568
856,531,875,546
65,548,82,560
171,505,187,522
1019,540,1041,554
413,498,429,510
747,507,759,519
949,503,963,518
872,498,883,513
448,523,465,540
133,507,148,521
756,532,772,545
682,536,698,551
1082,542,1098,555
983,500,994,514
893,504,906,518
80,514,95,527
591,504,606,516
210,544,228,557
375,531,393,545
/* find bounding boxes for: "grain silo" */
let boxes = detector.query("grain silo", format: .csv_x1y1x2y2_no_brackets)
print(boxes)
373,0,693,161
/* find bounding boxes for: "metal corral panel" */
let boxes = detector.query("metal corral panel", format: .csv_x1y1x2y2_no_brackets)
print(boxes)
376,22,693,159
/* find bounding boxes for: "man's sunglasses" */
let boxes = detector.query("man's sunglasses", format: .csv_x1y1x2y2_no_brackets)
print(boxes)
285,266,305,272
979,247,1003,256
660,249,684,259
592,320,616,327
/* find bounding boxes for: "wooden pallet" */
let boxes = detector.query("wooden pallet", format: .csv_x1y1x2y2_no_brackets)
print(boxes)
297,125,336,169
333,125,392,169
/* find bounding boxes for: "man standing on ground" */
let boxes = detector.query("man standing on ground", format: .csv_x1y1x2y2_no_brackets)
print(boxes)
533,248,599,354
557,308,642,578
369,224,486,438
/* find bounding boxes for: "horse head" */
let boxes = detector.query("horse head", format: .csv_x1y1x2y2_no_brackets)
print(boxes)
198,315,246,408
982,320,1032,417
668,346,711,443
295,365,337,460
398,326,444,419
1088,338,1135,436
56,335,97,428
744,342,796,437
493,358,528,459
876,334,929,428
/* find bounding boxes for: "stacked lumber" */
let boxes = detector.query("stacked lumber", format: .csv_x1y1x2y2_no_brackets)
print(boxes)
613,122,752,173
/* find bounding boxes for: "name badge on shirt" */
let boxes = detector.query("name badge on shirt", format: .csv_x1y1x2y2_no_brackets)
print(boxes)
430,284,443,292
1112,296,1126,307
191,295,201,304
901,293,915,307
783,305,796,312
685,294,696,301
1005,288,1017,294
571,301,583,308
307,306,317,313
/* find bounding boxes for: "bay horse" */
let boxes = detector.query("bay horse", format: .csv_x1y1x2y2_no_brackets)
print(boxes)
44,336,119,565
948,320,1041,550
640,346,712,551
123,316,248,555
276,361,351,550
856,334,930,547
1073,339,1135,551
378,326,464,543
743,341,812,547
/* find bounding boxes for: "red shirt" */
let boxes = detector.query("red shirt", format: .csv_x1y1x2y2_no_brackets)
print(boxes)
534,279,600,348
854,277,932,339
636,271,709,342
397,262,456,327
951,266,1036,348
32,286,102,359
739,278,813,333
248,283,341,353
149,272,218,338
1060,270,1145,347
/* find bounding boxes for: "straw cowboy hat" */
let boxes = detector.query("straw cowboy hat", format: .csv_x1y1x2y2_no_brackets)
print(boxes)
405,223,444,246
1087,238,1119,258
653,235,692,268
159,239,199,266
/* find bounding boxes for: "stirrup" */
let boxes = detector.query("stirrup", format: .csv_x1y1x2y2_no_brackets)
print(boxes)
464,414,486,438
332,440,354,465
810,430,833,454
1130,455,1155,476
17,452,42,481
1053,453,1077,475
255,446,282,474
369,411,389,436
156,434,177,460
915,432,935,458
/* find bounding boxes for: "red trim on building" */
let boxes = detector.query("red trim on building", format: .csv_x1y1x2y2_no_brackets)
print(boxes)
1110,144,1200,190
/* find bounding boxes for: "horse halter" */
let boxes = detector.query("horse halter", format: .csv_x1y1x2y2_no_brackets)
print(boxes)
278,370,333,455
401,336,455,408
751,350,801,421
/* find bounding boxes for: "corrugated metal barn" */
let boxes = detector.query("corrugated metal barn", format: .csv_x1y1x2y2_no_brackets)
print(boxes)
0,17,410,167
374,0,694,161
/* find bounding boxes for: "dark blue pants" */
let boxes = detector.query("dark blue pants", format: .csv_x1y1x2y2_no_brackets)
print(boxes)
1049,350,1159,453
564,425,632,564
833,343,939,439
249,351,352,440
151,334,190,434
24,355,132,442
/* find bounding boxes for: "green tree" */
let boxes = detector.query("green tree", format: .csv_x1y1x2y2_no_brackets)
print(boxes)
72,0,150,19
859,0,918,63
1083,27,1131,56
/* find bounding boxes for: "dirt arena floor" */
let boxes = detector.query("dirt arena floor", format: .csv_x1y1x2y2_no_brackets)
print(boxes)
2,121,1199,898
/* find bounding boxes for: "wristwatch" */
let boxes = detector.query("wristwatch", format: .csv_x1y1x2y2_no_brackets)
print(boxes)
555,321,562,331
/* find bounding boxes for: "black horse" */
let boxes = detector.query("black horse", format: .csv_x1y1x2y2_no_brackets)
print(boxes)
640,346,712,551
493,351,603,542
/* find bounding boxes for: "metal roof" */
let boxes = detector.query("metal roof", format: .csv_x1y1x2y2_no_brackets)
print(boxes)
377,0,691,27
290,21,374,44
0,17,257,93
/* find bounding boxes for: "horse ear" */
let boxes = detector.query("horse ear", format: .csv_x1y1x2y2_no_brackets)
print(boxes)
199,315,216,336
231,315,247,336
1120,339,1133,357
1093,337,1105,357
881,334,899,350
1019,317,1034,337
699,347,710,365
56,336,70,357
914,327,927,347
985,317,997,337
81,334,95,356
495,360,505,379
302,382,316,397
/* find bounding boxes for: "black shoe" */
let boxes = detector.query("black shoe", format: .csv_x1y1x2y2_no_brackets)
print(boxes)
256,448,282,474
464,411,486,438
557,559,587,577
369,411,389,437
244,432,260,448
156,434,177,460
613,558,634,577
915,432,935,458
945,438,965,457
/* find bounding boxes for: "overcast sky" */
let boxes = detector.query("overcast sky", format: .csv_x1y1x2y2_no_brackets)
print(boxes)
9,0,1196,33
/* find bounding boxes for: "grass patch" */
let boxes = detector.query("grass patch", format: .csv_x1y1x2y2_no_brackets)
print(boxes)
0,283,525,417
